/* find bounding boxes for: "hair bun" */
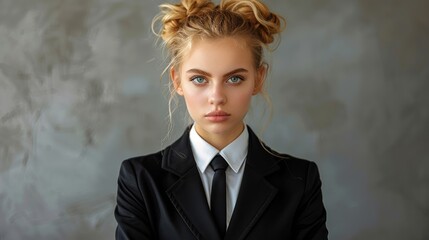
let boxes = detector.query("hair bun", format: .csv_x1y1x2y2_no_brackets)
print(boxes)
220,0,284,44
157,0,215,42
182,0,215,17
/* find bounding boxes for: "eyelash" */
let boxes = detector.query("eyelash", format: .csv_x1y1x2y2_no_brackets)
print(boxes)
190,75,245,85
190,76,207,84
227,75,244,84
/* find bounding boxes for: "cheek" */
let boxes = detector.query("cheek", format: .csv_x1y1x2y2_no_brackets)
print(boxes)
231,90,254,107
182,87,205,110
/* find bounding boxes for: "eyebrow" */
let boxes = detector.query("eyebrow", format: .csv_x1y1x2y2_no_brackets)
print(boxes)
185,68,249,78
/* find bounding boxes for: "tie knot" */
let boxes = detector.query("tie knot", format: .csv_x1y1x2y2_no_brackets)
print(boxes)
210,155,228,172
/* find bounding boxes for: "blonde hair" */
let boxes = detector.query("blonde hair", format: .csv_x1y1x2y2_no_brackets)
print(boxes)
152,0,285,140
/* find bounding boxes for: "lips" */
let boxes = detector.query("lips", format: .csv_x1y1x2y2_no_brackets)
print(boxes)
205,110,231,122
205,110,230,117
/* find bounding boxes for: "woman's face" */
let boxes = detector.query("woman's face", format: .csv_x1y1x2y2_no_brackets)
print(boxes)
171,37,265,145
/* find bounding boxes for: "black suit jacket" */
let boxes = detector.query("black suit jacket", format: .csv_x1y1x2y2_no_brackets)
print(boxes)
115,127,328,240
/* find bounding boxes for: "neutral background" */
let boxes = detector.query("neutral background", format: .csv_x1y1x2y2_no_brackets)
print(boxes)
0,0,428,239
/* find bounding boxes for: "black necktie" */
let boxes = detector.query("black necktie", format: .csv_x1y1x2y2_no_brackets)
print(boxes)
210,154,228,237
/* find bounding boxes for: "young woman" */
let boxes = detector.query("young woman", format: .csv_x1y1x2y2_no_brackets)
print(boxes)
114,0,328,239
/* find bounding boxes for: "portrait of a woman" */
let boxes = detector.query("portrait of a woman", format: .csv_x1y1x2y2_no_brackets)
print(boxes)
114,0,328,239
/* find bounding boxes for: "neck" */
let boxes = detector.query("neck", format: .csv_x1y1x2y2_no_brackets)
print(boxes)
195,124,245,150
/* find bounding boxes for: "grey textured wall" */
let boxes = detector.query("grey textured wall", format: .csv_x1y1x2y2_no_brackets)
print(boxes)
0,0,428,239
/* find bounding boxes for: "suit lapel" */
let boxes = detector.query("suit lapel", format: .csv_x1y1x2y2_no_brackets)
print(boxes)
225,127,280,240
163,128,221,240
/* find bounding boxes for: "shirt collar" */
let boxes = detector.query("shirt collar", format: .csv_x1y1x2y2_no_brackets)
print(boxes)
189,124,248,173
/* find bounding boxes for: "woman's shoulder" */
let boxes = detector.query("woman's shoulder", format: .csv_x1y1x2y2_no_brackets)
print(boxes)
119,149,167,175
262,143,321,180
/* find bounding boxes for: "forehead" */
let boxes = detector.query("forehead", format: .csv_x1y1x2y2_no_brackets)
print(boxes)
180,37,255,73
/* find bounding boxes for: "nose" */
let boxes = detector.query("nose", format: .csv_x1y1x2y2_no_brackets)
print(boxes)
209,82,226,105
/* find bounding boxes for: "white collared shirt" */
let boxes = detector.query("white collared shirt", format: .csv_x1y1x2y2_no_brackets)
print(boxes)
189,124,248,228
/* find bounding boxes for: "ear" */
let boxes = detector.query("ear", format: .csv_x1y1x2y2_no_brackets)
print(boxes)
170,67,184,95
253,65,267,95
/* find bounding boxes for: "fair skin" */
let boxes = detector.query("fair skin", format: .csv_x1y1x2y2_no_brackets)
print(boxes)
171,36,266,150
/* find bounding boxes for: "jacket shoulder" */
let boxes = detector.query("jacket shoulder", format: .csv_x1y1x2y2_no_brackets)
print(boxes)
283,155,320,182
119,149,167,178
264,145,320,181
123,151,163,166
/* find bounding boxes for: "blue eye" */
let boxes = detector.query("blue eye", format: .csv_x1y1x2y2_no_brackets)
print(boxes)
191,76,206,84
228,76,243,84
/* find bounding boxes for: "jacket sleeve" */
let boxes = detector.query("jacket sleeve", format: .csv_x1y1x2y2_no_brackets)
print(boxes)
114,159,155,240
292,162,329,240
